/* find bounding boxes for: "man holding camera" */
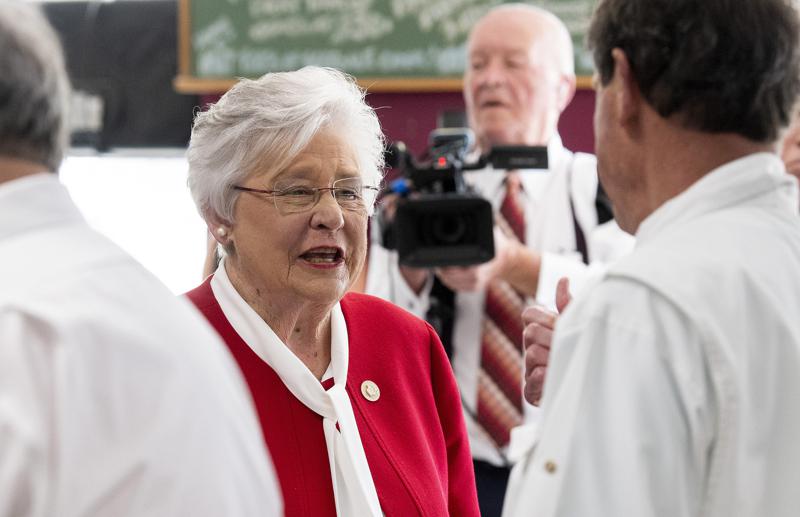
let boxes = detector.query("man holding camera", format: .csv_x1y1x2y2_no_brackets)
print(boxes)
366,3,632,516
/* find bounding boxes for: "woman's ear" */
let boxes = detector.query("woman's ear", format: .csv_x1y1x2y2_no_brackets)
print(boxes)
214,226,229,241
205,215,232,246
202,229,222,279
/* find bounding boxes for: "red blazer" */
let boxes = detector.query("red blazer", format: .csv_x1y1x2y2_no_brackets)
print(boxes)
187,278,479,517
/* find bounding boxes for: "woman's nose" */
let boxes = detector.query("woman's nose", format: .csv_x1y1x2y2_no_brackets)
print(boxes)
310,190,345,230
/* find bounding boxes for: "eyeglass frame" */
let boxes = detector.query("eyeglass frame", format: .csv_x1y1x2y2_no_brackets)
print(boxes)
232,177,380,215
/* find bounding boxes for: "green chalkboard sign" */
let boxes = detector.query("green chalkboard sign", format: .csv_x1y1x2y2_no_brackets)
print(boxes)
176,0,596,93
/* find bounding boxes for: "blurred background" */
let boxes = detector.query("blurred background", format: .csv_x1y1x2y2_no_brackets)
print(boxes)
36,0,597,293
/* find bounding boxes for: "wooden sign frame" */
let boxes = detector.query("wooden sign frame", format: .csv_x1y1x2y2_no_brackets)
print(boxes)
174,0,593,94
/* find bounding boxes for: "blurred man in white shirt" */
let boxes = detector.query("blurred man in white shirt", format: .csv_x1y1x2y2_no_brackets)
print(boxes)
0,3,281,516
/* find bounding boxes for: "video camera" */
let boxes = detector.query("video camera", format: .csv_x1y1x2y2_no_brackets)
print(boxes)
378,128,548,268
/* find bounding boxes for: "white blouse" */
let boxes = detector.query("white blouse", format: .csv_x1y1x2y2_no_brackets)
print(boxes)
212,261,382,516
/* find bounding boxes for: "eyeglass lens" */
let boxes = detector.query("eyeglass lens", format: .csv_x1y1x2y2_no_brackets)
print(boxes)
271,177,375,213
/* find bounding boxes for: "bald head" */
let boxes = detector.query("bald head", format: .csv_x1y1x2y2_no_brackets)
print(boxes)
464,4,576,150
469,4,574,76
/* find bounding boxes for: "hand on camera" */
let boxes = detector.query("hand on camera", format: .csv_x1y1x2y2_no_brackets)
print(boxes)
434,227,511,292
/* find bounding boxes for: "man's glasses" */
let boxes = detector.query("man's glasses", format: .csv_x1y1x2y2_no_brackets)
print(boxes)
233,177,379,215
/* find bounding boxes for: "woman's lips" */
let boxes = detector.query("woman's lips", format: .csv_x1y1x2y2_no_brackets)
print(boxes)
299,247,344,268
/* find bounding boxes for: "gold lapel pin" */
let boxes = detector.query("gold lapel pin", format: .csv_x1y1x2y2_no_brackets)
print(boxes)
360,380,380,402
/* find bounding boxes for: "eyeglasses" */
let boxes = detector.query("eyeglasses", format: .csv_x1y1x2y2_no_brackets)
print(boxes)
233,177,379,215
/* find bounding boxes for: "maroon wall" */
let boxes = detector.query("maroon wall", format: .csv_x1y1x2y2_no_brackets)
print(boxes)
366,88,597,158
201,88,596,158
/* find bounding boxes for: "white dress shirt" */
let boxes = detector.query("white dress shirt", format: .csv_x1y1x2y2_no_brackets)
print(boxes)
0,174,282,517
366,136,634,465
504,153,800,517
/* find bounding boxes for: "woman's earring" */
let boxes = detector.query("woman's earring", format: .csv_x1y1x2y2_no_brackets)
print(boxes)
216,227,227,238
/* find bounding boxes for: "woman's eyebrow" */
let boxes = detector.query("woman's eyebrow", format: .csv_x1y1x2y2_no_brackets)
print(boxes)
270,167,316,182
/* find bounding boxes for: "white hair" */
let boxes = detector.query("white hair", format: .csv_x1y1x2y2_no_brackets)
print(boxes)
0,1,71,171
187,66,385,223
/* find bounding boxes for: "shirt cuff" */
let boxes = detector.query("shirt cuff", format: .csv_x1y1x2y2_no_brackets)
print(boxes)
367,244,434,318
393,266,433,318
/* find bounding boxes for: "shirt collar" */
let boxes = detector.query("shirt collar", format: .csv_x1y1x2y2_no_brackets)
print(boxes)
0,173,84,242
470,133,570,196
636,153,797,243
520,134,570,194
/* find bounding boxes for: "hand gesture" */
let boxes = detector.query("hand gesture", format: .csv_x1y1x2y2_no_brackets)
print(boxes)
522,277,572,406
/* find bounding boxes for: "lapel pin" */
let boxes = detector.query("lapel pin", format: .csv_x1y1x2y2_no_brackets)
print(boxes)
360,380,380,402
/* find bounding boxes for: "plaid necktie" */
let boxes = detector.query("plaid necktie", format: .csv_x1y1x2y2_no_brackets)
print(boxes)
476,172,526,448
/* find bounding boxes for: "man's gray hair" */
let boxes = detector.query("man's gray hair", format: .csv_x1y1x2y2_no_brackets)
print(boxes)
0,2,70,172
187,66,386,223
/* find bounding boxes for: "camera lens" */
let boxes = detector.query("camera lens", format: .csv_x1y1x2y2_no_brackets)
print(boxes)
431,214,467,244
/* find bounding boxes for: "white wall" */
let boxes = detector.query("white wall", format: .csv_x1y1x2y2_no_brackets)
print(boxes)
59,150,208,294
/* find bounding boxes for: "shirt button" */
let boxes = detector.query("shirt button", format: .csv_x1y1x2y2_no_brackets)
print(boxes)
544,460,557,474
361,380,381,402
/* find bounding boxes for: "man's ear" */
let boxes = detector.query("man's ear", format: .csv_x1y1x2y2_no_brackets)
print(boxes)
611,48,641,129
556,74,577,112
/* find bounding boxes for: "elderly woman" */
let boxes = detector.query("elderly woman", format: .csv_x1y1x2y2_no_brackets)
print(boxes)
184,66,480,516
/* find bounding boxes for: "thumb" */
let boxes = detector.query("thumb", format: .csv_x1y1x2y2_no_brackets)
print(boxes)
556,277,572,313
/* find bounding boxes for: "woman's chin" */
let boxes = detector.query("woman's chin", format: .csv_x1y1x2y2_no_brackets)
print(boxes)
293,273,350,302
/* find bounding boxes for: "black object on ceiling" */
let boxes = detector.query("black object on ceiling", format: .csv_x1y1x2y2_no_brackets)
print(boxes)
41,0,197,150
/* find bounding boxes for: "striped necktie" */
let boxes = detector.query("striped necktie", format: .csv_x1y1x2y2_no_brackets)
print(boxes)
476,172,526,449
